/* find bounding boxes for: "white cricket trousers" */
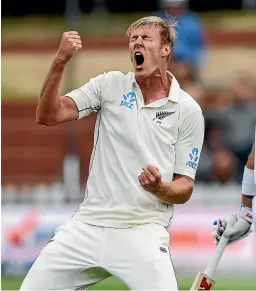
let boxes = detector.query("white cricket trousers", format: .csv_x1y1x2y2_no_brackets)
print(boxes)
20,218,178,290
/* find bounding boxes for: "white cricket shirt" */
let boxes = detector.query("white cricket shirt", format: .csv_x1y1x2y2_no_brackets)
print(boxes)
65,71,205,228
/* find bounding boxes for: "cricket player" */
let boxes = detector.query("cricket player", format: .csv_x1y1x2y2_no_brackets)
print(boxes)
212,141,255,244
20,16,204,290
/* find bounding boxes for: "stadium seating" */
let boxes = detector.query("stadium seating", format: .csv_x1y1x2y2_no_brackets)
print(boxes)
2,100,96,186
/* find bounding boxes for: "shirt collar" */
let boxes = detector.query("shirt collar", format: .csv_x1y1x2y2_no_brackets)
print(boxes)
167,71,180,103
131,71,180,103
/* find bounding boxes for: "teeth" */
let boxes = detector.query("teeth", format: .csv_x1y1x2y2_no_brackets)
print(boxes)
135,52,142,56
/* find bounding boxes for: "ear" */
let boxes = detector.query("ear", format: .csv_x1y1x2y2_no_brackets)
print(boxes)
162,44,171,58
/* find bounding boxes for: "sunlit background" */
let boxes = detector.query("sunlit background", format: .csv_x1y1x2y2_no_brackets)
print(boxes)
2,0,256,290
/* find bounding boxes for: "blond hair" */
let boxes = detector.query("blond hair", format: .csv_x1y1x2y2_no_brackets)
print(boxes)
126,16,177,52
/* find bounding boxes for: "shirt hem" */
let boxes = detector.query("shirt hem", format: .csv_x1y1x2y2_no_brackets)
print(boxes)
65,94,87,120
71,214,170,229
174,167,196,180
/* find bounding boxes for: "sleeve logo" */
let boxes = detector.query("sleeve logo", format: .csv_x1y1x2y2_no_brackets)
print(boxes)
186,147,199,169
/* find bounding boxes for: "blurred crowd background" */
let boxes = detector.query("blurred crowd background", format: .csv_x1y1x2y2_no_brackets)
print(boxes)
2,0,256,191
2,0,256,290
159,0,256,184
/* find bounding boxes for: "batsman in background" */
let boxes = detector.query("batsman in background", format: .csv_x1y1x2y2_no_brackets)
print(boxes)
212,141,255,244
20,16,205,290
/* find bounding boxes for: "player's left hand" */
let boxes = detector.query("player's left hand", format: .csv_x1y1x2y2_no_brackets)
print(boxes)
138,164,162,194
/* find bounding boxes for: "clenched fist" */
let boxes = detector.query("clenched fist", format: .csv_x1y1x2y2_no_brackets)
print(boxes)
138,164,162,194
57,31,82,62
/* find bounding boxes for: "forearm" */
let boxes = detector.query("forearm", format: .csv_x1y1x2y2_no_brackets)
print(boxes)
36,54,67,122
241,143,255,209
242,195,253,209
246,143,254,170
155,177,194,204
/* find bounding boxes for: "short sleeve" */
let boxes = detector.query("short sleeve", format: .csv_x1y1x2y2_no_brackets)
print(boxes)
65,73,105,119
174,111,205,180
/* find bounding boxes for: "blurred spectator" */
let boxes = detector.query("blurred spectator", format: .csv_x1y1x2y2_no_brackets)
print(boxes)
202,87,233,110
196,120,239,183
168,59,196,87
212,148,238,183
183,81,204,104
156,0,208,78
231,71,256,105
203,72,256,181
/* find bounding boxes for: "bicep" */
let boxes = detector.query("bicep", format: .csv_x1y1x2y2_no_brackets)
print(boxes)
55,96,79,124
172,174,195,201
173,173,194,187
173,173,194,184
64,74,104,120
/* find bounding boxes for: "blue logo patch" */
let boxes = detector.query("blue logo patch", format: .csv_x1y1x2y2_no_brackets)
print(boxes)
120,92,136,109
186,148,199,169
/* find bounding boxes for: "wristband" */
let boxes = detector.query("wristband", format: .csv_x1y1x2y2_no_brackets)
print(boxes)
241,167,256,196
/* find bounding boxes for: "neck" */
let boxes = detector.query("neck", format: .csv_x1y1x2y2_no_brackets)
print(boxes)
136,68,171,104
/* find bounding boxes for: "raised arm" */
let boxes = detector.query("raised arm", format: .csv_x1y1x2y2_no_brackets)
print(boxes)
36,31,82,126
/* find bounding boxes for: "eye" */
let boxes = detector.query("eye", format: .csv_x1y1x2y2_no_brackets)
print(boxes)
130,36,137,42
143,36,152,41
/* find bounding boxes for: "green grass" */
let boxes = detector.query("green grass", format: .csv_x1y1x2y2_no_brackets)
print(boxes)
2,276,256,290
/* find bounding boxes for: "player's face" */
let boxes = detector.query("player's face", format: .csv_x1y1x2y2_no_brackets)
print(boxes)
129,26,169,78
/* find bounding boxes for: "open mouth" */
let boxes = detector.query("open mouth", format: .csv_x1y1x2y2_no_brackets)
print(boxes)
135,52,144,67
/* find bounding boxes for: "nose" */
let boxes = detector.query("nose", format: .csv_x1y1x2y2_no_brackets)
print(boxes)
135,35,144,44
134,36,143,49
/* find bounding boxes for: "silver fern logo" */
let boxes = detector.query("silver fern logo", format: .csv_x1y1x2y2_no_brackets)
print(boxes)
153,111,175,124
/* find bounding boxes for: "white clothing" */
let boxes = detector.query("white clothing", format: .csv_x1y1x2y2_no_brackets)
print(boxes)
65,71,204,228
20,218,178,290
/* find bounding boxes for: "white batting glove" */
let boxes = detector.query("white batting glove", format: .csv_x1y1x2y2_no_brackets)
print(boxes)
212,206,253,245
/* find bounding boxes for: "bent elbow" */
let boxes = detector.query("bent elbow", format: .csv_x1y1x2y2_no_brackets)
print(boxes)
36,118,48,126
181,186,194,204
36,113,56,126
180,194,191,204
